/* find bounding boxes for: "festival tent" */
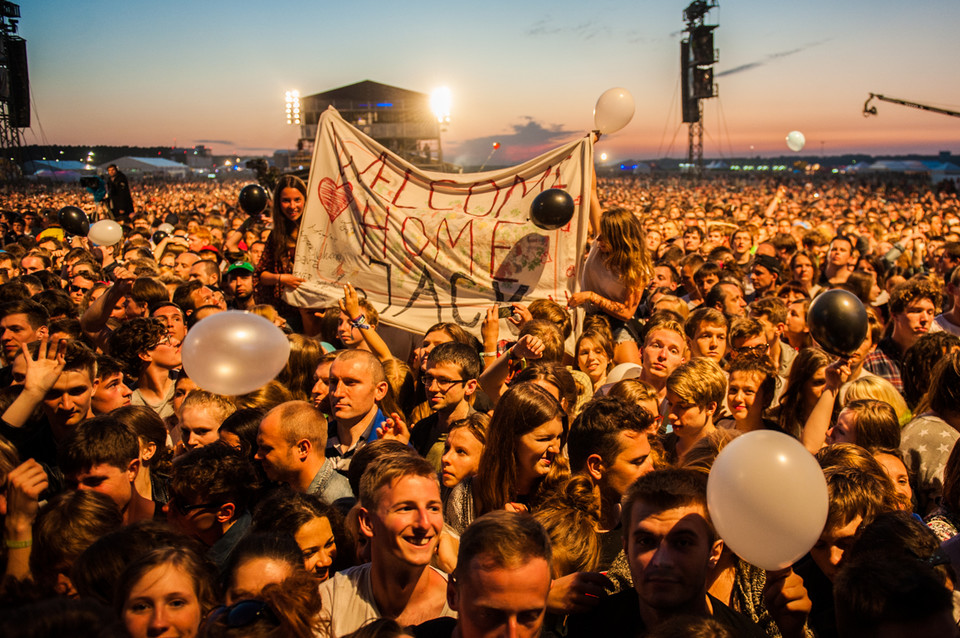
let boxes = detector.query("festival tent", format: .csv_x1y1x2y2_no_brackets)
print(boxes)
23,159,93,176
864,160,929,174
26,168,86,182
97,157,189,178
924,161,960,184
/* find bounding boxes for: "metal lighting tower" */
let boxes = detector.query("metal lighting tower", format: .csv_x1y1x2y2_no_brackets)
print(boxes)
681,0,718,175
0,1,26,171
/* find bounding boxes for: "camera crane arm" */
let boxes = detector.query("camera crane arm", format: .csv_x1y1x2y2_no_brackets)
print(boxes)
863,93,960,119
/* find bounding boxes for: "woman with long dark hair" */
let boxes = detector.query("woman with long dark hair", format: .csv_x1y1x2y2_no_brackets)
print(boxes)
254,175,307,332
445,381,568,533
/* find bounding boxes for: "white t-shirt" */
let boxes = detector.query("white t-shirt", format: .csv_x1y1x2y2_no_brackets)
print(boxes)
932,314,960,337
318,563,456,637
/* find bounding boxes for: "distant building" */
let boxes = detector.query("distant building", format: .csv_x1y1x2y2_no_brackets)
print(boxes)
298,80,444,170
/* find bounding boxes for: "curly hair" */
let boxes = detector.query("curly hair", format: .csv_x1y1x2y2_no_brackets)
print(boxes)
888,277,942,315
106,317,167,377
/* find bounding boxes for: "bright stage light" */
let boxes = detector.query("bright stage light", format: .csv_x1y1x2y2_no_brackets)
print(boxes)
430,87,451,124
285,90,301,125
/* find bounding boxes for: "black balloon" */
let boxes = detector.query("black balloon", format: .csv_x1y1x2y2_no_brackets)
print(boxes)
530,189,575,231
807,289,868,357
152,230,168,244
239,184,269,216
58,206,89,236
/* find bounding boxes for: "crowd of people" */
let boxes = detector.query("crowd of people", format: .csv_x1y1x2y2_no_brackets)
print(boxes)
0,169,959,637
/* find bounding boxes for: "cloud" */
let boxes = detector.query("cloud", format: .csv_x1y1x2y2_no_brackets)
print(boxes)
526,18,610,41
193,139,235,145
716,39,830,77
447,117,581,167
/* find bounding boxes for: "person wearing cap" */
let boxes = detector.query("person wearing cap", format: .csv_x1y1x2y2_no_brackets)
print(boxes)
226,262,256,311
747,254,783,302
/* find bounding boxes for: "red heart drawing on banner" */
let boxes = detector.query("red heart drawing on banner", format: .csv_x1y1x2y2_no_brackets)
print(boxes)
318,178,353,223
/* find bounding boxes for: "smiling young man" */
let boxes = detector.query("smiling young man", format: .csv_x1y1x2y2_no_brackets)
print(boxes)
320,453,455,636
864,278,941,393
409,342,481,468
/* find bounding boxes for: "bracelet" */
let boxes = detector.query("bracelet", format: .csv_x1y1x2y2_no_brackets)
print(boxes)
350,314,371,330
482,351,497,358
5,538,31,549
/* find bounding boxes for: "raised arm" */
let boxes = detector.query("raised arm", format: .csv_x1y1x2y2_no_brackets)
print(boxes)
801,358,850,454
478,334,545,403
339,284,394,362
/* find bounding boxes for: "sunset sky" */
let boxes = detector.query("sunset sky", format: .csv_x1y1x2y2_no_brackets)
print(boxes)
21,0,960,165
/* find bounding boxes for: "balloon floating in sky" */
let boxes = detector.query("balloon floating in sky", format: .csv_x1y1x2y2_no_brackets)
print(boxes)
530,189,575,231
181,311,291,396
707,430,829,570
807,289,868,357
492,142,500,149
87,219,123,247
594,87,636,135
786,130,806,152
58,206,89,236
239,184,269,216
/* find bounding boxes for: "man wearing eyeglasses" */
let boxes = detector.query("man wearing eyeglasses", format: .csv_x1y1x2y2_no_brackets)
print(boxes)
408,342,481,467
165,443,259,567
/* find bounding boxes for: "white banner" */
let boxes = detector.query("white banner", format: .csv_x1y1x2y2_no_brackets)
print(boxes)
286,107,592,337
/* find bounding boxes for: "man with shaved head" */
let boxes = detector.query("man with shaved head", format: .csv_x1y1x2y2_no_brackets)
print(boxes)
255,400,353,504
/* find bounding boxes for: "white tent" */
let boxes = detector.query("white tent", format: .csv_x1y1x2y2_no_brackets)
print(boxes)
98,157,189,177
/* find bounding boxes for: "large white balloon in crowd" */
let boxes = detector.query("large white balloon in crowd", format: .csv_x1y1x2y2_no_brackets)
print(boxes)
707,430,829,570
181,311,291,396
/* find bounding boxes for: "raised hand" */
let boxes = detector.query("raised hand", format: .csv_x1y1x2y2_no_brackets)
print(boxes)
376,412,411,445
339,283,361,319
21,337,66,398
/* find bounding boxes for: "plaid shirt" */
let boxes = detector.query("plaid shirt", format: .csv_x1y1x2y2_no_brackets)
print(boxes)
863,337,905,393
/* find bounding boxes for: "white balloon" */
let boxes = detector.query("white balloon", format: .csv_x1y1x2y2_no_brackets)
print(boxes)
158,223,175,234
87,219,124,246
786,130,806,152
181,311,291,396
594,87,636,135
707,430,828,570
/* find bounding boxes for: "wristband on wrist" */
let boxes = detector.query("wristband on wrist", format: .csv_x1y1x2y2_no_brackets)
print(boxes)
350,314,371,330
5,537,32,549
482,351,497,358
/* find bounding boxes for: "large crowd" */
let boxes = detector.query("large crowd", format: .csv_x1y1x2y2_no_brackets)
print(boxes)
0,168,959,637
